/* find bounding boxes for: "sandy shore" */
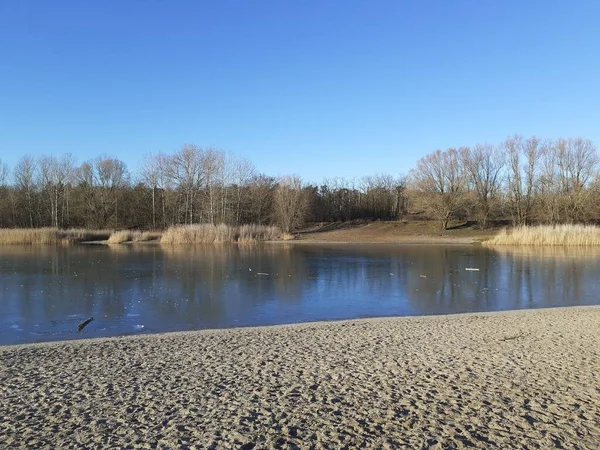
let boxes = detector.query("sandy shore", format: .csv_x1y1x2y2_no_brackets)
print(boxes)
2,307,599,449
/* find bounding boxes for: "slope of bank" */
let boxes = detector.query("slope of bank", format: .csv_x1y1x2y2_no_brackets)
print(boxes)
2,306,599,449
297,220,496,244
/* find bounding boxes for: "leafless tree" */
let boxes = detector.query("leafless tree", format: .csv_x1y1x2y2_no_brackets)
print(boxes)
247,174,275,225
410,148,466,230
0,158,10,227
2,136,600,231
0,158,8,186
201,148,226,225
460,144,505,228
39,154,75,228
360,174,407,220
274,175,309,233
14,155,38,227
140,153,161,230
166,145,205,224
504,135,541,226
231,156,255,225
538,137,599,223
76,156,128,228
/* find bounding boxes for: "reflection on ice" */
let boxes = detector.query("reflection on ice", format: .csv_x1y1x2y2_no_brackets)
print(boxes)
2,243,600,345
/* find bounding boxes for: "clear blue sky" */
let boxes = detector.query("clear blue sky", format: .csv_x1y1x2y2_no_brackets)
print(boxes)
1,0,599,183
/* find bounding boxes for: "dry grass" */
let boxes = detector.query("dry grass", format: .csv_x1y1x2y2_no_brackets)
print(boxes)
160,224,283,245
0,228,63,245
0,228,113,245
237,224,283,243
107,230,134,244
484,224,600,246
65,228,110,241
107,230,160,244
132,231,160,242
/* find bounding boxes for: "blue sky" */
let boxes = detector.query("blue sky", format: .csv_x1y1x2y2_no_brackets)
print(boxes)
1,0,599,183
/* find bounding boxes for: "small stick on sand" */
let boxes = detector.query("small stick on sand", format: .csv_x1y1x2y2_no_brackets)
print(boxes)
77,317,94,332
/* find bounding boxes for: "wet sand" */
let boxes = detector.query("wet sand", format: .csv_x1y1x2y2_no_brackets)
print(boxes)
1,307,599,449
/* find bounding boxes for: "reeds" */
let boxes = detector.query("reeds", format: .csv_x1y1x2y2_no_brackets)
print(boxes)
484,225,600,246
0,228,112,245
106,230,159,244
160,224,284,244
237,224,283,243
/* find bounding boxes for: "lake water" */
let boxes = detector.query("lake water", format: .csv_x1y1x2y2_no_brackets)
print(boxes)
1,244,600,345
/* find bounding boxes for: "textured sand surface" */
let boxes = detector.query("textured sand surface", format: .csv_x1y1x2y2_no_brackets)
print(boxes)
1,307,600,449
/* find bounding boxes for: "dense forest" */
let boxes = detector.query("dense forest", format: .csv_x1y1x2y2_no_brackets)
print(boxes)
0,135,597,232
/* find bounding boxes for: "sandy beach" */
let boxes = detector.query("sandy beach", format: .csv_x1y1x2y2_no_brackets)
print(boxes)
1,307,599,449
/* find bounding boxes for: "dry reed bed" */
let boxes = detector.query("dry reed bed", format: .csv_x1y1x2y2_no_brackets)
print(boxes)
485,224,600,246
0,228,112,245
106,230,159,244
160,224,284,244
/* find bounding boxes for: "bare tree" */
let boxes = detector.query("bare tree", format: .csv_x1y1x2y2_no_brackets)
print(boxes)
140,153,161,230
504,135,540,226
460,144,505,228
231,156,255,225
538,137,599,223
274,175,309,233
2,135,600,231
201,148,225,225
14,155,38,227
360,174,407,220
76,156,128,228
247,174,275,225
410,148,466,230
0,158,10,227
38,154,75,228
166,145,204,224
0,158,8,186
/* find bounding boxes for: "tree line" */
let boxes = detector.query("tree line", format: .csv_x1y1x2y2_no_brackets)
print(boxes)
0,135,597,232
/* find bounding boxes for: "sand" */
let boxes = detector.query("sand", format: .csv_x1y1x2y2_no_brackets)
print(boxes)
1,307,600,449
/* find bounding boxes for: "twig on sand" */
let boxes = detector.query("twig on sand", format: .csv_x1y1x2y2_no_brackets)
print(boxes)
77,317,94,332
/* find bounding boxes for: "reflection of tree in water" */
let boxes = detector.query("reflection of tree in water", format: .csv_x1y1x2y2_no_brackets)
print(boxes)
495,247,595,309
400,246,498,315
402,245,599,315
291,245,409,308
3,244,600,344
158,245,311,325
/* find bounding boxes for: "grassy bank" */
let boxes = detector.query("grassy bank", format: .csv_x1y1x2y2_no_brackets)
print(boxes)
0,228,112,245
485,224,600,246
160,224,288,244
297,220,497,244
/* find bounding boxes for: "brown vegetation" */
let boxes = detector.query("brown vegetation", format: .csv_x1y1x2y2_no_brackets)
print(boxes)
0,228,111,245
160,224,283,245
106,230,159,244
0,135,598,234
484,225,600,246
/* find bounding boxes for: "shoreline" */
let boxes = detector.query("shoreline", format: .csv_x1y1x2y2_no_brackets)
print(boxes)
2,306,599,448
3,304,593,350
